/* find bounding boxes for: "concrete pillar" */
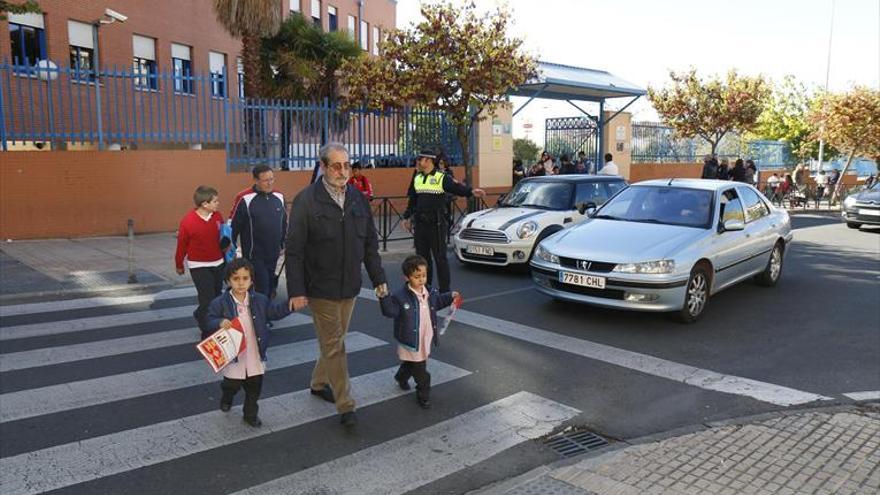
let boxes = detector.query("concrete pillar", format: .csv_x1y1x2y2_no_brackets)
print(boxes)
474,103,513,189
602,111,632,180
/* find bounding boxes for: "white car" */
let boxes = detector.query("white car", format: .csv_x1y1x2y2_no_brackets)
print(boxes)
453,175,627,266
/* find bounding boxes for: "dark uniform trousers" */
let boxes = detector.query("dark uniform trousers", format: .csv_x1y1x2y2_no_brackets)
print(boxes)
395,360,431,403
414,211,450,292
221,374,263,421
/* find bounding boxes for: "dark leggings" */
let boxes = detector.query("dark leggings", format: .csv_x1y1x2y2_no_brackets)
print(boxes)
396,360,431,402
221,374,264,420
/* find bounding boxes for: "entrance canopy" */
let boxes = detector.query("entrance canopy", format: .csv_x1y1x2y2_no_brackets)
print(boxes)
510,61,646,166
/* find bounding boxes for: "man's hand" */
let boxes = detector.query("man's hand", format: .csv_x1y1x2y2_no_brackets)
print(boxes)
472,188,487,198
289,296,308,311
374,283,389,298
176,267,185,275
402,219,412,233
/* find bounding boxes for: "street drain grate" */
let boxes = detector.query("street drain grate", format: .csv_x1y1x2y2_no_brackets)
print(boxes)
544,429,609,458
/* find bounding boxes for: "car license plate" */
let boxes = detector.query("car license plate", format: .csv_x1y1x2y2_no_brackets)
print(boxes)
559,271,606,289
858,208,880,216
466,245,495,256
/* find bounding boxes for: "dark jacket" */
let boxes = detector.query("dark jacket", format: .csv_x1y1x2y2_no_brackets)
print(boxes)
285,181,386,300
379,285,454,352
231,186,288,261
701,161,718,179
403,168,473,221
205,289,292,358
731,164,747,182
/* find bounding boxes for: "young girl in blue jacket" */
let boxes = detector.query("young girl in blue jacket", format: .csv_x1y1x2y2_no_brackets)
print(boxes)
206,258,292,427
379,255,459,409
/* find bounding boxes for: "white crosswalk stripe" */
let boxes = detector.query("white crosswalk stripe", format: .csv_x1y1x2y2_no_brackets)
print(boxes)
0,305,197,341
0,331,386,423
234,391,580,495
0,287,197,318
0,362,472,495
0,313,313,372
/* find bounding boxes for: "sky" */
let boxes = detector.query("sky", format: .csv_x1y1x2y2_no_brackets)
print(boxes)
395,0,880,145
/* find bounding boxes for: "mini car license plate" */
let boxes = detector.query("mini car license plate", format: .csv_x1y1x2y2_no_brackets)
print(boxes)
559,271,606,289
858,208,880,216
466,245,495,256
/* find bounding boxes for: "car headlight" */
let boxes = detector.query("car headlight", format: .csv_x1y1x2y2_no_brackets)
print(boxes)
535,245,559,264
613,260,675,274
516,220,539,239
843,196,857,209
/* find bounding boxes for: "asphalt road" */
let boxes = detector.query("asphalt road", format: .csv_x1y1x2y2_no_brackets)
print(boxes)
0,215,877,495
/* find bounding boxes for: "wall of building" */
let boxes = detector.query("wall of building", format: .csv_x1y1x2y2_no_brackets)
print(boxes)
0,150,477,239
475,104,513,189
629,162,703,182
602,111,632,179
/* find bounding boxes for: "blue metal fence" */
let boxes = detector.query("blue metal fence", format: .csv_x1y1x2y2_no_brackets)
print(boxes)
0,60,464,171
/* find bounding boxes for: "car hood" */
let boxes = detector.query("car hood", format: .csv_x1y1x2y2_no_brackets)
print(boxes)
854,189,880,203
544,219,705,262
461,207,553,231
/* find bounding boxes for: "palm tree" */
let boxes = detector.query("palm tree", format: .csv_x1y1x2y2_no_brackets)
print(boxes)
213,0,282,98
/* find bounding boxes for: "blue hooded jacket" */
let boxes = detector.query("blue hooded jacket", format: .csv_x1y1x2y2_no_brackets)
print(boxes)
379,285,454,352
205,289,292,359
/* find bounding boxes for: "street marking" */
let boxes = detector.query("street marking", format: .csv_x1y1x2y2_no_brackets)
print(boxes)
843,391,880,401
464,285,534,303
0,332,384,423
0,313,313,372
451,310,831,407
234,391,580,495
0,287,197,318
2,305,197,341
0,362,471,495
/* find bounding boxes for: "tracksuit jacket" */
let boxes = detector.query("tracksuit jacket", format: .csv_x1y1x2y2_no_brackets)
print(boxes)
230,186,287,261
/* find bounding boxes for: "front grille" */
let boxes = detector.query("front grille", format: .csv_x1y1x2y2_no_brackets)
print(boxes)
551,280,624,300
559,257,616,273
459,228,509,244
460,249,508,263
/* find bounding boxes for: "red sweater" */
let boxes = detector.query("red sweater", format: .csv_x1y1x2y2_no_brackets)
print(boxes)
175,209,224,270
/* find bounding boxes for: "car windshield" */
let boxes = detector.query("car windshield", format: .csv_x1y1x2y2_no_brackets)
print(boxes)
597,186,714,228
501,181,573,210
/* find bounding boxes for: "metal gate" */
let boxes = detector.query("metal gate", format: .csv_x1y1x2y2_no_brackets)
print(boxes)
544,116,598,164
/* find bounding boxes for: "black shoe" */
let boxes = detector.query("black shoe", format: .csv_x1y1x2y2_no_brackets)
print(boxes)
220,401,232,412
310,385,335,403
394,373,411,391
243,416,262,427
339,411,357,427
418,398,431,409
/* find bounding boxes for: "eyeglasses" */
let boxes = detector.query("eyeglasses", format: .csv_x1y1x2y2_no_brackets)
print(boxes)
326,162,352,172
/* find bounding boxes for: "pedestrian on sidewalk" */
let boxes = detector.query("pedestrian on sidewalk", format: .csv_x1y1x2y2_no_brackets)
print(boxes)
347,161,374,201
815,169,828,202
206,258,292,428
379,255,459,409
285,142,388,428
230,165,288,299
402,149,485,293
599,153,619,175
174,185,226,337
731,158,747,182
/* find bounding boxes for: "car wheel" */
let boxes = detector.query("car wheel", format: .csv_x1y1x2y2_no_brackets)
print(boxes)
755,242,784,287
675,264,710,323
846,222,862,229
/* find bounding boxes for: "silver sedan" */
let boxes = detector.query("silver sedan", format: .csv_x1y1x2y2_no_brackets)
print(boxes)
530,179,793,322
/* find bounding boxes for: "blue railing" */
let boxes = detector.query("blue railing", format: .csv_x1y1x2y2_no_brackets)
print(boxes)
0,60,465,171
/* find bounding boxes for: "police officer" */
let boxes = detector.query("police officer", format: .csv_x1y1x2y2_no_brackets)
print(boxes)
402,150,485,292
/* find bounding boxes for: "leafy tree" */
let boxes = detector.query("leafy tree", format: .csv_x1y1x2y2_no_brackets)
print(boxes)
0,1,40,21
513,138,540,164
341,0,537,192
213,0,282,98
809,86,880,202
749,75,836,161
648,69,770,156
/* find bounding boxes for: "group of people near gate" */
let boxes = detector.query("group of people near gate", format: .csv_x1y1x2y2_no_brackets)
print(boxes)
174,144,482,428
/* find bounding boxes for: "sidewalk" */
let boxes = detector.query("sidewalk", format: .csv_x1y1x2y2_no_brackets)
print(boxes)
476,405,880,495
0,230,418,302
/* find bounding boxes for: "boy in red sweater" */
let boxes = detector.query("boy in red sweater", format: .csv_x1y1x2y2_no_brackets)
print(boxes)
175,186,226,337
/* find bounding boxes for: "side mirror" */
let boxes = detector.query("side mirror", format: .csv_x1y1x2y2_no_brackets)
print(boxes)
577,201,598,217
722,219,745,232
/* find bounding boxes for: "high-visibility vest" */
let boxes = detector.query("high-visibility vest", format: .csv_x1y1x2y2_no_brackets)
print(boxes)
413,171,445,194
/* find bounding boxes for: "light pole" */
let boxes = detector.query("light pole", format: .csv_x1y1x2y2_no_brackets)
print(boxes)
816,0,835,172
91,9,127,151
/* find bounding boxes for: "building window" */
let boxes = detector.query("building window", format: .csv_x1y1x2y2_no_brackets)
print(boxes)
311,0,321,28
360,20,368,50
327,6,337,32
347,15,356,40
68,20,96,81
237,57,245,99
171,43,193,94
372,26,380,55
209,51,227,98
132,35,157,90
290,0,300,12
8,13,46,67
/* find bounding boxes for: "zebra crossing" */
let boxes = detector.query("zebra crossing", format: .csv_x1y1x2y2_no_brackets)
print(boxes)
0,288,580,495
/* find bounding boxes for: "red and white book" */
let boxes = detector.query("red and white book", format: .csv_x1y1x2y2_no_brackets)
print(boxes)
196,318,247,373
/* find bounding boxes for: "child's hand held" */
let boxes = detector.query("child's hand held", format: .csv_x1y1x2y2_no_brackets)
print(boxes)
220,319,232,330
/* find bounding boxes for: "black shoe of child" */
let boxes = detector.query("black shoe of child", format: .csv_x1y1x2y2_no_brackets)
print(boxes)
310,385,335,403
418,398,431,409
394,372,411,391
243,416,262,428
220,401,232,412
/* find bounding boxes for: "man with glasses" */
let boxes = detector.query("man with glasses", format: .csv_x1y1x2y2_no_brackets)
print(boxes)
230,164,288,298
402,150,485,292
285,143,388,427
